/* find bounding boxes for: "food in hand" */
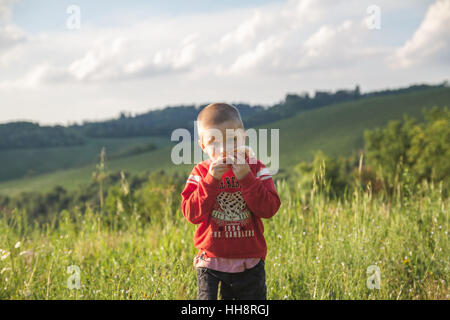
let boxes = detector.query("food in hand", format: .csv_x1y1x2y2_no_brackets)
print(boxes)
221,146,255,164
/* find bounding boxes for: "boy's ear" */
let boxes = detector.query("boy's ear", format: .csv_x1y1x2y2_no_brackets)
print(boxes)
197,139,204,150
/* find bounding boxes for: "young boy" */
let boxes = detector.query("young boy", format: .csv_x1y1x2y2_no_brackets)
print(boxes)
181,103,281,300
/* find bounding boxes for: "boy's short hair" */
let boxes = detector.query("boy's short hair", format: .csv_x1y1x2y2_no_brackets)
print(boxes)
197,103,244,132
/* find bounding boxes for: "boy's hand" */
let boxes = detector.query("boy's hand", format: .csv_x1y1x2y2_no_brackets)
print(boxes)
231,161,251,180
230,148,251,180
208,156,233,181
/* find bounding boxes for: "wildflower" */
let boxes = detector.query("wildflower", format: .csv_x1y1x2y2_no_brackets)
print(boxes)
14,241,21,249
403,258,410,264
1,250,10,260
19,250,34,257
21,290,32,298
277,234,282,239
1,267,11,274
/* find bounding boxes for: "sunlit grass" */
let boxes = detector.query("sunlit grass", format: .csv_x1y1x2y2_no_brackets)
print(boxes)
1,173,448,300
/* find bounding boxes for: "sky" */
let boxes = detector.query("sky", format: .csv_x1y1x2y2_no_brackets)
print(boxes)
0,0,449,125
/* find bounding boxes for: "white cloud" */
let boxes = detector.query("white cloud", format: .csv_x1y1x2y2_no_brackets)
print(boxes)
0,23,24,49
0,0,448,124
297,19,387,70
391,0,450,68
0,0,394,85
43,32,201,83
0,0,15,21
67,37,127,81
0,0,25,66
216,3,385,75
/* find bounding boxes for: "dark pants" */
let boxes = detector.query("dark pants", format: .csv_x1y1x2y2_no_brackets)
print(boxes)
196,259,267,300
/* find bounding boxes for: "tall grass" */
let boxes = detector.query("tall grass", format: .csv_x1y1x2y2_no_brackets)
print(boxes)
0,171,448,299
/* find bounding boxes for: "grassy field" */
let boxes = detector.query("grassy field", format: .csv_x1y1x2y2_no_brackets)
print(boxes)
1,87,449,196
0,176,447,299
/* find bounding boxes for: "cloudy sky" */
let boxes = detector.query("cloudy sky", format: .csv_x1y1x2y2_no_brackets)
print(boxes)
0,0,449,125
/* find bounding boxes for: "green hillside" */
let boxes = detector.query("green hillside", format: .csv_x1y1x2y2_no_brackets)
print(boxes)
269,86,450,169
0,86,449,195
0,136,168,181
0,143,192,196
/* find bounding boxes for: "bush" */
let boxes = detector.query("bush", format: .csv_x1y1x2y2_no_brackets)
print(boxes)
365,107,449,193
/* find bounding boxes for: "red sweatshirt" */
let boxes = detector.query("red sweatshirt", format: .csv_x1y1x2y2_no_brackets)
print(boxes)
181,157,281,260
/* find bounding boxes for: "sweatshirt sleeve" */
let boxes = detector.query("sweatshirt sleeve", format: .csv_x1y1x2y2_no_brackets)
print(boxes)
181,166,221,224
238,161,281,219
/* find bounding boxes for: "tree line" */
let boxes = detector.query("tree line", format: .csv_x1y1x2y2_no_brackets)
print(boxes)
1,82,447,150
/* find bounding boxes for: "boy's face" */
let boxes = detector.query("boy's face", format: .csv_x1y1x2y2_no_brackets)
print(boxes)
198,120,246,162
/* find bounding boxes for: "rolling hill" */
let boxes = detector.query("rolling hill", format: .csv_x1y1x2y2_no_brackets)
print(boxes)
0,136,168,182
269,86,450,169
0,86,449,196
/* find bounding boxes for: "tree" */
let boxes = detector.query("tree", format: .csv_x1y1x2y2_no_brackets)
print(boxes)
365,107,450,192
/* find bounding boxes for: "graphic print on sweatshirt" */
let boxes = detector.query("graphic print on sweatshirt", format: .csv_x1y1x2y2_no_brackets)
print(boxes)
210,190,255,240
212,191,251,223
206,166,256,240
